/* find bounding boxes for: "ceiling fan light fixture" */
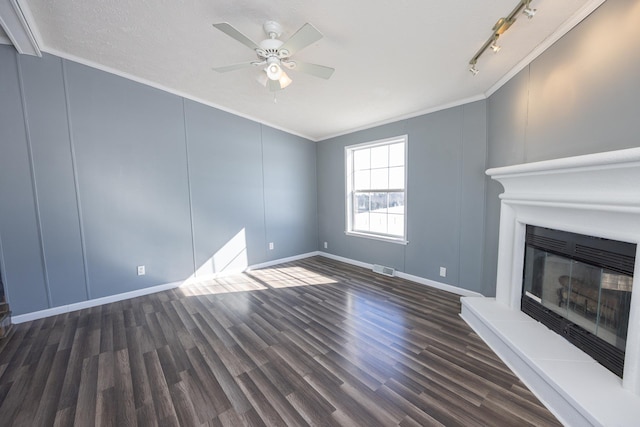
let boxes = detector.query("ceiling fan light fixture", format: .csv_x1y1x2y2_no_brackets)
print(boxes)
266,61,283,80
258,68,292,90
279,72,292,89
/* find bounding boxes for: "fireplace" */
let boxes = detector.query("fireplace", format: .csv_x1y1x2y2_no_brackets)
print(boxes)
522,225,635,377
460,147,640,426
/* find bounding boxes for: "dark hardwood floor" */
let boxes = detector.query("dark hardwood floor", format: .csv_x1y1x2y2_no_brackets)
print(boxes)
0,256,561,426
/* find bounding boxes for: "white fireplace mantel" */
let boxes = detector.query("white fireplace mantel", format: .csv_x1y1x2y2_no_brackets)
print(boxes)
461,147,640,427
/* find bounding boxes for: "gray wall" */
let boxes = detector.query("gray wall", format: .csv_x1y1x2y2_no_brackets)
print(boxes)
0,46,318,315
317,101,488,294
2,0,636,314
483,0,640,294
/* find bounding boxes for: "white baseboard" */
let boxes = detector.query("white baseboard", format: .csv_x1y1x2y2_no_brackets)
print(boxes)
12,250,481,323
317,251,483,298
316,251,372,269
12,252,321,324
247,251,320,271
12,281,183,324
395,271,483,297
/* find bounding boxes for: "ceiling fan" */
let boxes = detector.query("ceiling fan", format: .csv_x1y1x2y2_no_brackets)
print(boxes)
212,20,335,92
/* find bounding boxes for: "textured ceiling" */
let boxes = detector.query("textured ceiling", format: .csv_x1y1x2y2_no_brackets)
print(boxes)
11,0,603,140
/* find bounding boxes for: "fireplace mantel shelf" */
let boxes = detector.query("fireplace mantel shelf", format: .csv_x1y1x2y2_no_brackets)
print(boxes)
487,147,640,213
463,147,640,427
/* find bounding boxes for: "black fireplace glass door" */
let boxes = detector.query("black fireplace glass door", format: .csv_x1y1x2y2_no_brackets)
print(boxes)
523,245,633,352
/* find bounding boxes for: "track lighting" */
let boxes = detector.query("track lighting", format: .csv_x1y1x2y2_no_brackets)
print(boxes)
468,0,537,74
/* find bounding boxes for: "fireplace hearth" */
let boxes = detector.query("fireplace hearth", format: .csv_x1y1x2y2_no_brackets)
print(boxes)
460,147,640,426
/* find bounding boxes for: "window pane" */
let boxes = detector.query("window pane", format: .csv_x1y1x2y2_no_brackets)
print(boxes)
346,136,407,241
388,214,404,236
354,170,370,190
370,168,388,189
389,143,404,167
389,166,404,189
389,192,404,214
370,145,389,168
370,213,387,234
370,192,388,213
354,212,370,231
353,149,370,171
355,193,370,213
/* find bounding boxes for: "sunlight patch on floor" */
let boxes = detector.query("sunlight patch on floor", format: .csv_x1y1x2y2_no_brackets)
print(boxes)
180,263,338,296
179,274,267,296
249,266,338,288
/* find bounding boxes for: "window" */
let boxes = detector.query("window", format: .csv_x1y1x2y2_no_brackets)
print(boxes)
345,135,407,243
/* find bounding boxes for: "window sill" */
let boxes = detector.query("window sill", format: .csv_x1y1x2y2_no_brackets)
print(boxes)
345,231,409,245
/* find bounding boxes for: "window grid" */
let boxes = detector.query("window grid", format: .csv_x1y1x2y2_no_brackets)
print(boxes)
346,136,407,242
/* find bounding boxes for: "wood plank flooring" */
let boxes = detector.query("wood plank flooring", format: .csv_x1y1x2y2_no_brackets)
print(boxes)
0,256,561,426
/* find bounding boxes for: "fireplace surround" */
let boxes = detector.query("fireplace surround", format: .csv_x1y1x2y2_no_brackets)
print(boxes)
461,147,640,426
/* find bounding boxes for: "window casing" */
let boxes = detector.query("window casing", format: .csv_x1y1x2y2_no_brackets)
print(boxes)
345,136,407,244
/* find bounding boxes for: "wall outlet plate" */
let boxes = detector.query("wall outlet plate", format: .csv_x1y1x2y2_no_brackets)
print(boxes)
324,241,328,249
137,265,145,276
439,267,447,277
269,242,274,250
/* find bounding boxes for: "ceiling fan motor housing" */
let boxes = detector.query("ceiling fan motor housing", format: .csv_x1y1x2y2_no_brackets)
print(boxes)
258,38,286,58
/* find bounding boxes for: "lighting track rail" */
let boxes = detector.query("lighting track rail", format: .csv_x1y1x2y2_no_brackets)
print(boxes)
469,0,536,75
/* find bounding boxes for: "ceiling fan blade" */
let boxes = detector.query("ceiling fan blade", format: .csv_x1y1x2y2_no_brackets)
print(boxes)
288,61,334,79
212,62,258,73
212,23,260,51
279,23,323,56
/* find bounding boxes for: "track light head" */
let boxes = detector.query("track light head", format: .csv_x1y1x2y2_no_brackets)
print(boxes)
469,64,479,76
490,41,501,53
523,7,537,19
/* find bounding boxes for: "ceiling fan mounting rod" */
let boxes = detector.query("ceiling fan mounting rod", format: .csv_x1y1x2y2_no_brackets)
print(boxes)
263,21,283,39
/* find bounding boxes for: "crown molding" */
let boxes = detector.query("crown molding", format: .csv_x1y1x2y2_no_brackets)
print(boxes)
0,0,41,56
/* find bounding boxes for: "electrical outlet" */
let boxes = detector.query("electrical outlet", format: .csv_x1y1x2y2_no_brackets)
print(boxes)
269,242,274,250
323,241,328,249
137,265,146,276
439,267,446,277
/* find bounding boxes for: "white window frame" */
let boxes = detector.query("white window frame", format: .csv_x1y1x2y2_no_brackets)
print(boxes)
345,135,408,244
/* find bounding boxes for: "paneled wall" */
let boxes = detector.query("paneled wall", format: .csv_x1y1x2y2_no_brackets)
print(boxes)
2,0,635,313
0,47,318,315
317,101,487,294
483,0,640,294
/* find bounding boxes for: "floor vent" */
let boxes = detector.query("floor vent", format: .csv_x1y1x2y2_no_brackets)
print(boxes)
372,264,395,277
